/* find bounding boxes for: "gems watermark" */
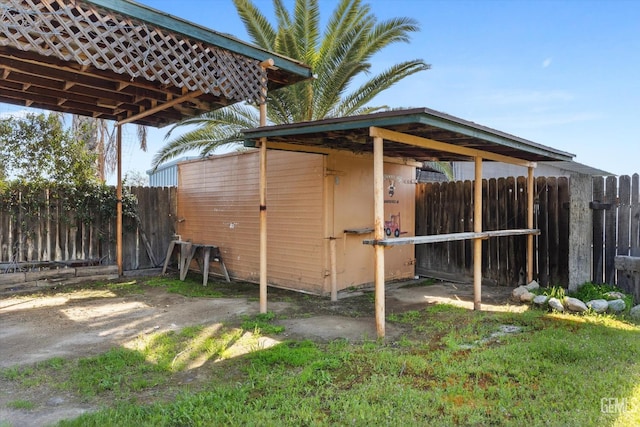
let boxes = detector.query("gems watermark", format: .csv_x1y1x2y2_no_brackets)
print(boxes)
600,397,637,414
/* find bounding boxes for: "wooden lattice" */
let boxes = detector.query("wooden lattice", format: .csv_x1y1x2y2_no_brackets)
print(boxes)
0,0,267,103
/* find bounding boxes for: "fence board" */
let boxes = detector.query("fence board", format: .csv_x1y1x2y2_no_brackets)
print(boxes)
536,177,549,285
617,176,631,290
487,179,498,283
592,176,605,283
464,180,473,272
632,174,640,257
481,179,489,277
604,176,618,284
547,177,559,285
557,177,570,286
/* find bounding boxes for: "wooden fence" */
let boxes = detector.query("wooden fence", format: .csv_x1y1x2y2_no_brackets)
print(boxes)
416,176,570,287
593,174,640,295
0,186,176,272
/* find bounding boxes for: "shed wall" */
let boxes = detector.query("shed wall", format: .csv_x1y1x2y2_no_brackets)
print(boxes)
177,150,326,293
177,149,416,295
329,154,416,288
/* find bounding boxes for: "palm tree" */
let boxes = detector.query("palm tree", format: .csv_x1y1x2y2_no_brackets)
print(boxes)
73,116,147,182
153,0,433,171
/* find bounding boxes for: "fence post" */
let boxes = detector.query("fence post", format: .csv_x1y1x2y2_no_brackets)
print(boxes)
568,174,592,291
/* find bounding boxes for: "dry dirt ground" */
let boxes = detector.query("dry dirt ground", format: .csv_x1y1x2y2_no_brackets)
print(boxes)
0,277,517,426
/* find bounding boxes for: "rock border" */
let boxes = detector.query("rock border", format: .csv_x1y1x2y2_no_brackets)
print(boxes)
511,280,640,320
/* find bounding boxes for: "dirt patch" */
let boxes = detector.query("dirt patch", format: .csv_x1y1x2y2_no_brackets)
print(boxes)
0,278,517,426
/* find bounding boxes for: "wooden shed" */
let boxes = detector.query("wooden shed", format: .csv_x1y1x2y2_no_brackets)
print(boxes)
176,108,578,338
239,108,576,337
176,148,416,295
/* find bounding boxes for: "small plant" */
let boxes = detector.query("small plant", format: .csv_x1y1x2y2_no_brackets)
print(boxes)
539,285,566,300
241,312,285,335
7,400,35,410
388,310,421,324
572,282,630,302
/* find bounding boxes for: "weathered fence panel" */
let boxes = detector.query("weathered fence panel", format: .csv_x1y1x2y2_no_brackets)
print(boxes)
0,186,176,273
416,176,569,287
594,174,640,301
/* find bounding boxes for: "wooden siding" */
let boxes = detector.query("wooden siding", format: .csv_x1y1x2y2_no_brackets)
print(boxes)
330,154,416,287
177,150,326,293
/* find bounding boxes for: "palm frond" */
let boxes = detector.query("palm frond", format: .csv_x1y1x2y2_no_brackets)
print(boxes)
232,0,277,50
424,161,454,181
333,60,430,117
152,127,244,169
293,0,320,65
136,125,147,151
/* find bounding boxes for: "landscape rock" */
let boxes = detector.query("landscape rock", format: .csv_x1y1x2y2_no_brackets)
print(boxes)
607,299,626,313
525,280,540,291
564,297,588,312
630,305,640,320
604,291,626,300
520,291,535,303
586,299,609,313
512,286,529,301
533,295,548,306
548,297,564,312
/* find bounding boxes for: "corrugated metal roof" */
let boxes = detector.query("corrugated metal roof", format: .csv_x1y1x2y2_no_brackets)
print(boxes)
243,107,575,163
540,161,612,176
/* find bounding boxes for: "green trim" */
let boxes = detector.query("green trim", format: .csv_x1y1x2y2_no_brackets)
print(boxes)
242,108,575,162
84,0,312,79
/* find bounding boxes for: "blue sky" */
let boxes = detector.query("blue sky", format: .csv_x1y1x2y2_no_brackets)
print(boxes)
9,0,640,180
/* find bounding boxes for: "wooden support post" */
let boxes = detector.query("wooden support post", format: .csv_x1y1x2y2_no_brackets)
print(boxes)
373,135,385,338
527,166,534,283
473,156,483,310
116,124,123,276
258,66,268,313
259,108,267,313
330,237,338,301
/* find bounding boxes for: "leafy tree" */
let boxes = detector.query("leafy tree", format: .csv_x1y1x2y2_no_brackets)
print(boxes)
153,0,431,168
123,170,149,187
0,112,97,185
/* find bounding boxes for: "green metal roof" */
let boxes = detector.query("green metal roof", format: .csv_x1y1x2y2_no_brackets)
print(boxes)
243,108,575,163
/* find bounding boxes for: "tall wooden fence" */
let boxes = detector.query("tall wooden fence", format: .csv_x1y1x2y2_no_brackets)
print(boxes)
0,186,176,272
592,174,640,290
416,176,569,287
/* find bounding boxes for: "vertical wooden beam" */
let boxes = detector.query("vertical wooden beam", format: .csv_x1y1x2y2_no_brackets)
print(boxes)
527,166,534,283
259,103,268,313
373,135,386,338
258,59,273,314
330,237,338,301
116,124,123,276
473,156,483,310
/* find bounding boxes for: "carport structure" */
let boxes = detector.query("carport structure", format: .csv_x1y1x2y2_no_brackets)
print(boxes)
243,108,575,338
0,0,312,273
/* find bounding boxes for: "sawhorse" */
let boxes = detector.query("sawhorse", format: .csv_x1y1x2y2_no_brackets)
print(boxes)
161,240,230,286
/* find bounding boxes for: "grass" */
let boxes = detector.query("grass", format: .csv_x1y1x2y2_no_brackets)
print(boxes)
6,400,35,410
144,275,224,298
44,306,640,426
2,280,640,426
